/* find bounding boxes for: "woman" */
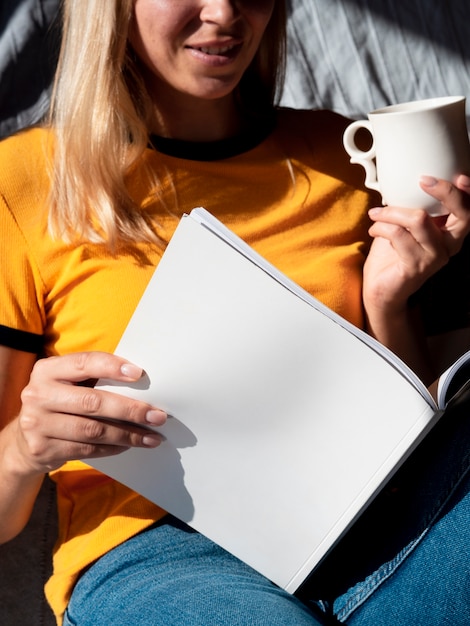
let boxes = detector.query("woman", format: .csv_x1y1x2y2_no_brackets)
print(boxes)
0,1,468,624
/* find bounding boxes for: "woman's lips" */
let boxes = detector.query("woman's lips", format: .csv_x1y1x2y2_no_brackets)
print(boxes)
185,39,243,62
192,43,238,55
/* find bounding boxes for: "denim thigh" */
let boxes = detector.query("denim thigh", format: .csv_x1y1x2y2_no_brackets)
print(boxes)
63,517,325,626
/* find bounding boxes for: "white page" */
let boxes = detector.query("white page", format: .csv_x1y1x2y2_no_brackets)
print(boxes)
91,211,439,592
191,207,434,405
437,348,470,407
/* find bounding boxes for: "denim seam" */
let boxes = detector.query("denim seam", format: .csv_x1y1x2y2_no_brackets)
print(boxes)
335,453,470,622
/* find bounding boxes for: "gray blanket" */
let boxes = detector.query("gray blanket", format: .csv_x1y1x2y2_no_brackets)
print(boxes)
0,0,60,138
283,0,470,121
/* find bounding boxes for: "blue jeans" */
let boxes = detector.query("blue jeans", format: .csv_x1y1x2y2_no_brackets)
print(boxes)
64,400,469,626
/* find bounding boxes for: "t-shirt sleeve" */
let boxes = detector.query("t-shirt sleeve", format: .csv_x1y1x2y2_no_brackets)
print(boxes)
0,193,45,353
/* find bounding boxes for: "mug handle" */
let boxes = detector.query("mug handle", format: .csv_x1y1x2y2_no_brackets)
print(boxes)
342,120,380,193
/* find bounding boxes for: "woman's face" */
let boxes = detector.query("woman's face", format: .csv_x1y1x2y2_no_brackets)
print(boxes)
130,0,275,104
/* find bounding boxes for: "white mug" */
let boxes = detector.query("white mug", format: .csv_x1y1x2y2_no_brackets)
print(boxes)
342,96,470,215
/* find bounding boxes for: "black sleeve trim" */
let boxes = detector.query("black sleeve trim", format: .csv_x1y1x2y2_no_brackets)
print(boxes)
0,325,43,354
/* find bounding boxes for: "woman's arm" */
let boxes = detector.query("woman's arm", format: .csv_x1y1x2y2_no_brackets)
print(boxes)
363,175,470,385
0,347,44,543
0,348,167,544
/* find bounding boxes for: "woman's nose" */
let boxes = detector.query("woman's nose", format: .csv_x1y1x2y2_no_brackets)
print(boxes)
200,0,240,26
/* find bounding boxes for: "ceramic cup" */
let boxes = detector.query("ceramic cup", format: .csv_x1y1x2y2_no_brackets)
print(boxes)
342,96,470,215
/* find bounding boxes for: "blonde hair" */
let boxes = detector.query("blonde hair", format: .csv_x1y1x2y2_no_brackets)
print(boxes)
47,0,287,246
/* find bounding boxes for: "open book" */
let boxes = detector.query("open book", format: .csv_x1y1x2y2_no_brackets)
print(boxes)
90,207,470,593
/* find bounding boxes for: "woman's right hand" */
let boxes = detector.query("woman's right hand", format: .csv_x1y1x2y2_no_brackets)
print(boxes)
12,351,167,477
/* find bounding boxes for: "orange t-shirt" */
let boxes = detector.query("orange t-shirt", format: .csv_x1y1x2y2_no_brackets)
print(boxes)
0,108,372,623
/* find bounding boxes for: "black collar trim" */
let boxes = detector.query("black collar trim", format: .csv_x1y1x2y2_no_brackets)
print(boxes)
148,116,275,162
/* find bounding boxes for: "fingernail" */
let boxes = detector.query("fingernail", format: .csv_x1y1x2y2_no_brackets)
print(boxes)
142,433,162,448
368,207,382,217
458,174,470,188
420,175,438,187
120,363,143,379
146,409,167,425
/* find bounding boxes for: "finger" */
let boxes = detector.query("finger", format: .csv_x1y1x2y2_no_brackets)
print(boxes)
418,176,470,255
368,206,447,255
420,176,470,220
368,225,445,276
32,352,145,386
455,174,470,195
369,204,434,232
40,413,163,448
19,412,163,468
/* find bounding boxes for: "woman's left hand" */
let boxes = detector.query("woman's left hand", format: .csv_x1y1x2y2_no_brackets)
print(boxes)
363,174,470,317
362,174,470,382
